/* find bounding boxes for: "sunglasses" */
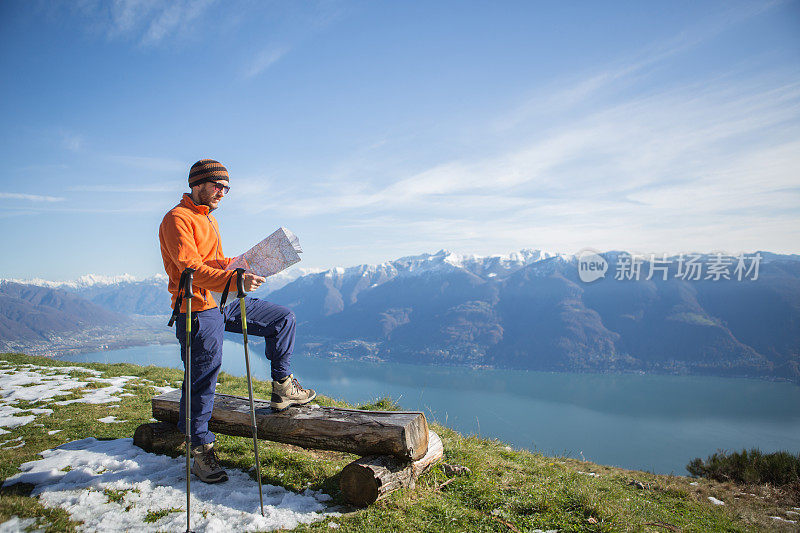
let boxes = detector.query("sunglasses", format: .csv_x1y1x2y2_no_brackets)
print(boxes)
211,182,230,194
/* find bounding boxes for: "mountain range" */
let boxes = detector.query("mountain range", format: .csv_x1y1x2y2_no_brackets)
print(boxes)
0,281,126,342
2,249,798,381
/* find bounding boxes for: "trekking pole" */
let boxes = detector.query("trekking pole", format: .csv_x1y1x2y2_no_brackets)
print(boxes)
235,268,265,516
182,267,195,533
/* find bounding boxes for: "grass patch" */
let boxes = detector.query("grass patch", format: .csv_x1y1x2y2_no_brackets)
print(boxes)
103,488,127,504
1,352,799,532
143,507,183,523
357,397,402,411
688,448,800,486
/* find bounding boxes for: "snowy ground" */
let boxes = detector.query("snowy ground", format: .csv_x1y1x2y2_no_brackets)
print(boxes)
4,438,337,532
0,361,338,532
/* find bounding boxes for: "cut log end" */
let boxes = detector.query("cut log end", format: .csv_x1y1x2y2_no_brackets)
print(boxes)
339,462,381,507
339,430,444,506
133,422,184,453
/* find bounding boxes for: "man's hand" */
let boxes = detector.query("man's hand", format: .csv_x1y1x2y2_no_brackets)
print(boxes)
243,273,266,292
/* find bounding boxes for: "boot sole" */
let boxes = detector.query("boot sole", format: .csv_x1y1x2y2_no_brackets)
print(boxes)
271,391,317,412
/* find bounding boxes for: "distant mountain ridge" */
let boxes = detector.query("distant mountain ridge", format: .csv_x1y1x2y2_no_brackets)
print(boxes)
3,249,798,381
2,267,321,316
266,249,800,381
1,273,167,289
0,281,127,342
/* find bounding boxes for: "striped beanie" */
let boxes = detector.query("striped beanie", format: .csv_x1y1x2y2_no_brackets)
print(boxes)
188,159,229,187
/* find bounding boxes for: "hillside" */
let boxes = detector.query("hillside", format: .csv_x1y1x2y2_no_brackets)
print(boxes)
0,282,173,356
0,282,128,342
268,250,800,382
1,353,798,532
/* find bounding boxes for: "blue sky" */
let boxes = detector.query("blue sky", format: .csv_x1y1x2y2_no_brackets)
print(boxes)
1,0,798,281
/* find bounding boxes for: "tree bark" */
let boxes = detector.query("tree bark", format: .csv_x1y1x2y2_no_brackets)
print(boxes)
151,389,429,460
339,430,444,507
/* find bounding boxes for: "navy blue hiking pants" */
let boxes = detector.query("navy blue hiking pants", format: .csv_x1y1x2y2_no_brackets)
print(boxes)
174,297,296,447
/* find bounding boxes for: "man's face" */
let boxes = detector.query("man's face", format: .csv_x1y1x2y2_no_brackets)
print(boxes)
192,180,228,211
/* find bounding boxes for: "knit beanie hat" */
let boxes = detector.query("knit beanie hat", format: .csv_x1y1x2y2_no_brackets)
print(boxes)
188,159,229,187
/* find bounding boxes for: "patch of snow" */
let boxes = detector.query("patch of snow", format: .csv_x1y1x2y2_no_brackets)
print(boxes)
152,386,177,395
577,471,599,477
48,430,62,435
689,481,698,486
0,368,91,403
0,363,136,434
54,376,136,406
708,496,725,505
4,440,26,450
0,516,38,533
98,416,124,424
771,516,797,524
4,438,337,532
0,409,37,430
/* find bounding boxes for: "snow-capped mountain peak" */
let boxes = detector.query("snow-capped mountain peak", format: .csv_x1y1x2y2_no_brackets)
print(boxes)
303,248,560,292
0,273,168,290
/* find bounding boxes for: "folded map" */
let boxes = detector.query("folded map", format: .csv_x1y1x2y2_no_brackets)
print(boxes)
227,227,303,278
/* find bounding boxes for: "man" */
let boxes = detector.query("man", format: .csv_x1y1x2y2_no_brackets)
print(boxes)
159,158,316,484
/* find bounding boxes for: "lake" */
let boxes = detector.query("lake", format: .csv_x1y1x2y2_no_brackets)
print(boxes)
58,342,800,475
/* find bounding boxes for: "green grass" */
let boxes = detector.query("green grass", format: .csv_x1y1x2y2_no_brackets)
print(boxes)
102,488,139,504
0,352,798,532
143,507,183,523
688,448,800,486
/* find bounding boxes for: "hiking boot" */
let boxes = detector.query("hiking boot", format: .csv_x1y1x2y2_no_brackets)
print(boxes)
191,443,228,483
271,374,316,411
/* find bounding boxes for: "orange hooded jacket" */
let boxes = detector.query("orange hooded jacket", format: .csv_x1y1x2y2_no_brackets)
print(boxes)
159,193,235,313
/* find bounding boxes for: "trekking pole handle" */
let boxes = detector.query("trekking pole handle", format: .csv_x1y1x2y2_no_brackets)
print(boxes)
184,267,195,299
235,267,246,299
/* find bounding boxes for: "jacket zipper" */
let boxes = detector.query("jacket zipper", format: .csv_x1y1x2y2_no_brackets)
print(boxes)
206,214,225,306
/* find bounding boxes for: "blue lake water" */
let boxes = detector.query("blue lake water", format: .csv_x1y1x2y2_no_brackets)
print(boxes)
58,342,800,475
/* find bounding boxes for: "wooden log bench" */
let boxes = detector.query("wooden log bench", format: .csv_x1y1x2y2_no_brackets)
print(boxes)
134,390,444,506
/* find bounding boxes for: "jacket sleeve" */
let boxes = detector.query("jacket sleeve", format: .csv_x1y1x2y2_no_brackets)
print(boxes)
203,257,235,270
160,214,234,292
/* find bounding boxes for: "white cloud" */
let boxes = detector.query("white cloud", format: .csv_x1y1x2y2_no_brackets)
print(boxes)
140,0,215,46
238,65,800,255
243,46,288,79
74,0,217,46
0,193,65,203
493,0,784,132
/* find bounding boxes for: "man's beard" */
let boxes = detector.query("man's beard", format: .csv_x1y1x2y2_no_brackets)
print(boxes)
198,188,220,211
